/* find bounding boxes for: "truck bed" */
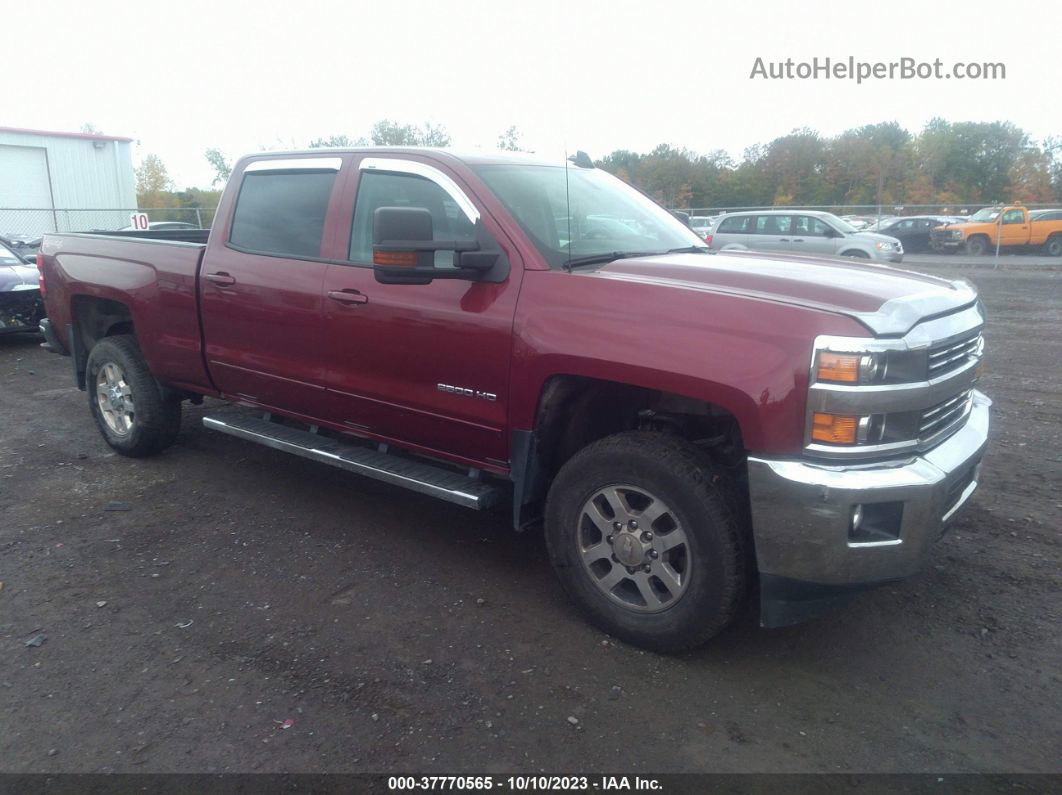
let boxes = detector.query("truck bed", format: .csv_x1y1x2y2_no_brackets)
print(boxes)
39,232,214,394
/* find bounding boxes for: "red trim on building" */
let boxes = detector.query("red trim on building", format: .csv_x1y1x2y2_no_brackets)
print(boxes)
0,126,134,143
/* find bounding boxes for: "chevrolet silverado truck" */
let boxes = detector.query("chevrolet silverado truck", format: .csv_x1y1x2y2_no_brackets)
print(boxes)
37,148,990,651
930,204,1062,256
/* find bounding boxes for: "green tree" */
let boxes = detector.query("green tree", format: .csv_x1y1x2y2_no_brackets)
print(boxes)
204,148,232,187
308,134,365,148
497,126,524,151
136,154,175,207
370,120,451,147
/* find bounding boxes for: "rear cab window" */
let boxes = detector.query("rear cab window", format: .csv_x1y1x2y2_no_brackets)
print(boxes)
228,160,340,258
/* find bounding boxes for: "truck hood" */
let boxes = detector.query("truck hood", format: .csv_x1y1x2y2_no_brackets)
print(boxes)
0,263,39,293
591,250,978,336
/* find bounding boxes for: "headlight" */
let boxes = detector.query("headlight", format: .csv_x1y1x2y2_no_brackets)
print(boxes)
950,229,963,238
875,241,893,251
815,351,887,384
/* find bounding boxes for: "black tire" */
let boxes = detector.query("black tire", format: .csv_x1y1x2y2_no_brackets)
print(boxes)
841,249,870,258
85,335,182,457
544,431,746,653
1042,235,1062,257
965,236,989,256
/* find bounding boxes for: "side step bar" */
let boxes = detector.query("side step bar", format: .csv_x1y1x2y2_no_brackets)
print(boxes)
202,414,502,510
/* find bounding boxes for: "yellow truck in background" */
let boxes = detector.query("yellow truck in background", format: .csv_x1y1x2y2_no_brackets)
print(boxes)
930,205,1062,256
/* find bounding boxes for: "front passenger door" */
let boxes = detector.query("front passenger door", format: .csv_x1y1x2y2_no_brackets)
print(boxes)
791,215,834,255
320,157,522,466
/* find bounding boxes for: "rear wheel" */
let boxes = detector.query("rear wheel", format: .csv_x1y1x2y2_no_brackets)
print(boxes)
965,236,989,256
544,431,746,652
86,335,182,457
1043,235,1062,257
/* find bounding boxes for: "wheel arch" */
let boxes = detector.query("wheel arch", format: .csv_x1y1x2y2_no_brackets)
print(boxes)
511,373,757,531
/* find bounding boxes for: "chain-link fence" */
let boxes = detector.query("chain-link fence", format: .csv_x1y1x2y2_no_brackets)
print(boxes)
1,207,216,241
675,203,1060,225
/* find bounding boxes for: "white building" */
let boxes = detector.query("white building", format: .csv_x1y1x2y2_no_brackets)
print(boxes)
0,126,137,238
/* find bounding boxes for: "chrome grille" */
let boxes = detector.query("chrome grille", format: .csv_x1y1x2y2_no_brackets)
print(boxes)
919,389,973,440
927,329,982,378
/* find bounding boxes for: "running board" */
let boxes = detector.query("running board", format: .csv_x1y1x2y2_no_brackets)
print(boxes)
202,414,501,510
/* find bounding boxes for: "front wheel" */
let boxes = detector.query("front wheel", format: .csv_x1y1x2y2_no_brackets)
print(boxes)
965,236,989,256
544,431,746,652
86,335,182,457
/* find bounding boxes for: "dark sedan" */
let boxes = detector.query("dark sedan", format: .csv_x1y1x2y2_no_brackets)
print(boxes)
872,215,964,254
0,240,43,334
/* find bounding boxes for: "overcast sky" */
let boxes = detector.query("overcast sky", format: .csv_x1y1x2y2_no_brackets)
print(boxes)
5,0,1058,189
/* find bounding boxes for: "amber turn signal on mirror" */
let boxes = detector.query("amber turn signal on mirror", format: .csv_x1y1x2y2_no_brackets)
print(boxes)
373,250,419,267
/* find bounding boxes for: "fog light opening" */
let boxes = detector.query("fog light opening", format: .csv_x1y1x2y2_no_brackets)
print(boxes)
850,504,864,533
847,501,904,547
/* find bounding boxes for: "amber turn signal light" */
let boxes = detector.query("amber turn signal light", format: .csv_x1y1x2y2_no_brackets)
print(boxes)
811,412,858,444
816,352,861,383
373,250,418,267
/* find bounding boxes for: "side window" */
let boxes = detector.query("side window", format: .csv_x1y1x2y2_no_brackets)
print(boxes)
1002,209,1025,224
795,216,829,236
718,216,749,233
895,219,914,232
229,171,337,258
349,171,477,268
758,215,791,235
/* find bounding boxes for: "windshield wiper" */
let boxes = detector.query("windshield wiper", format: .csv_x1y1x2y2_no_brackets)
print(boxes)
562,251,660,271
665,246,712,254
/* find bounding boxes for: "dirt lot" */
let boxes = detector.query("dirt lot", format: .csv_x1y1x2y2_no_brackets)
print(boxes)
0,266,1059,774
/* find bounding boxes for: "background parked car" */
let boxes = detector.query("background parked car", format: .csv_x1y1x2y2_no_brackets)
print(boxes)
708,210,904,262
689,215,720,241
870,215,965,253
0,239,44,334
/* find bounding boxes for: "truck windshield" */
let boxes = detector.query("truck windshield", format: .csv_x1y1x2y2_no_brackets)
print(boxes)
473,164,706,269
969,207,1001,222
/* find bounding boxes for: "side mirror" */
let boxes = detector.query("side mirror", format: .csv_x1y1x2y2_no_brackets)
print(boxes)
371,206,495,285
824,227,841,238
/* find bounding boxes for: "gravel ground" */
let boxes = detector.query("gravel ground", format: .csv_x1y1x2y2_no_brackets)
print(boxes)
0,266,1058,774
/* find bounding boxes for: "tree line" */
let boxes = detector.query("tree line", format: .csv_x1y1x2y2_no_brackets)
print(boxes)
134,118,1062,214
597,120,1062,210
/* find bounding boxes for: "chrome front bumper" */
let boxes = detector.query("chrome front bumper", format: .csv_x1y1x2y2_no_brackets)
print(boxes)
748,391,990,624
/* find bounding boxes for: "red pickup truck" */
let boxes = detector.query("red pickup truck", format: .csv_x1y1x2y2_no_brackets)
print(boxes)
37,148,990,651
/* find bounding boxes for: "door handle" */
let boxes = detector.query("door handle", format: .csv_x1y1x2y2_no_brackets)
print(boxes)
204,272,236,286
328,289,369,305
793,238,805,243
779,238,790,242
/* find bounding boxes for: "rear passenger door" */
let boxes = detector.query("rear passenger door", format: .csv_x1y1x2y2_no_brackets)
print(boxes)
199,156,345,412
747,215,793,253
